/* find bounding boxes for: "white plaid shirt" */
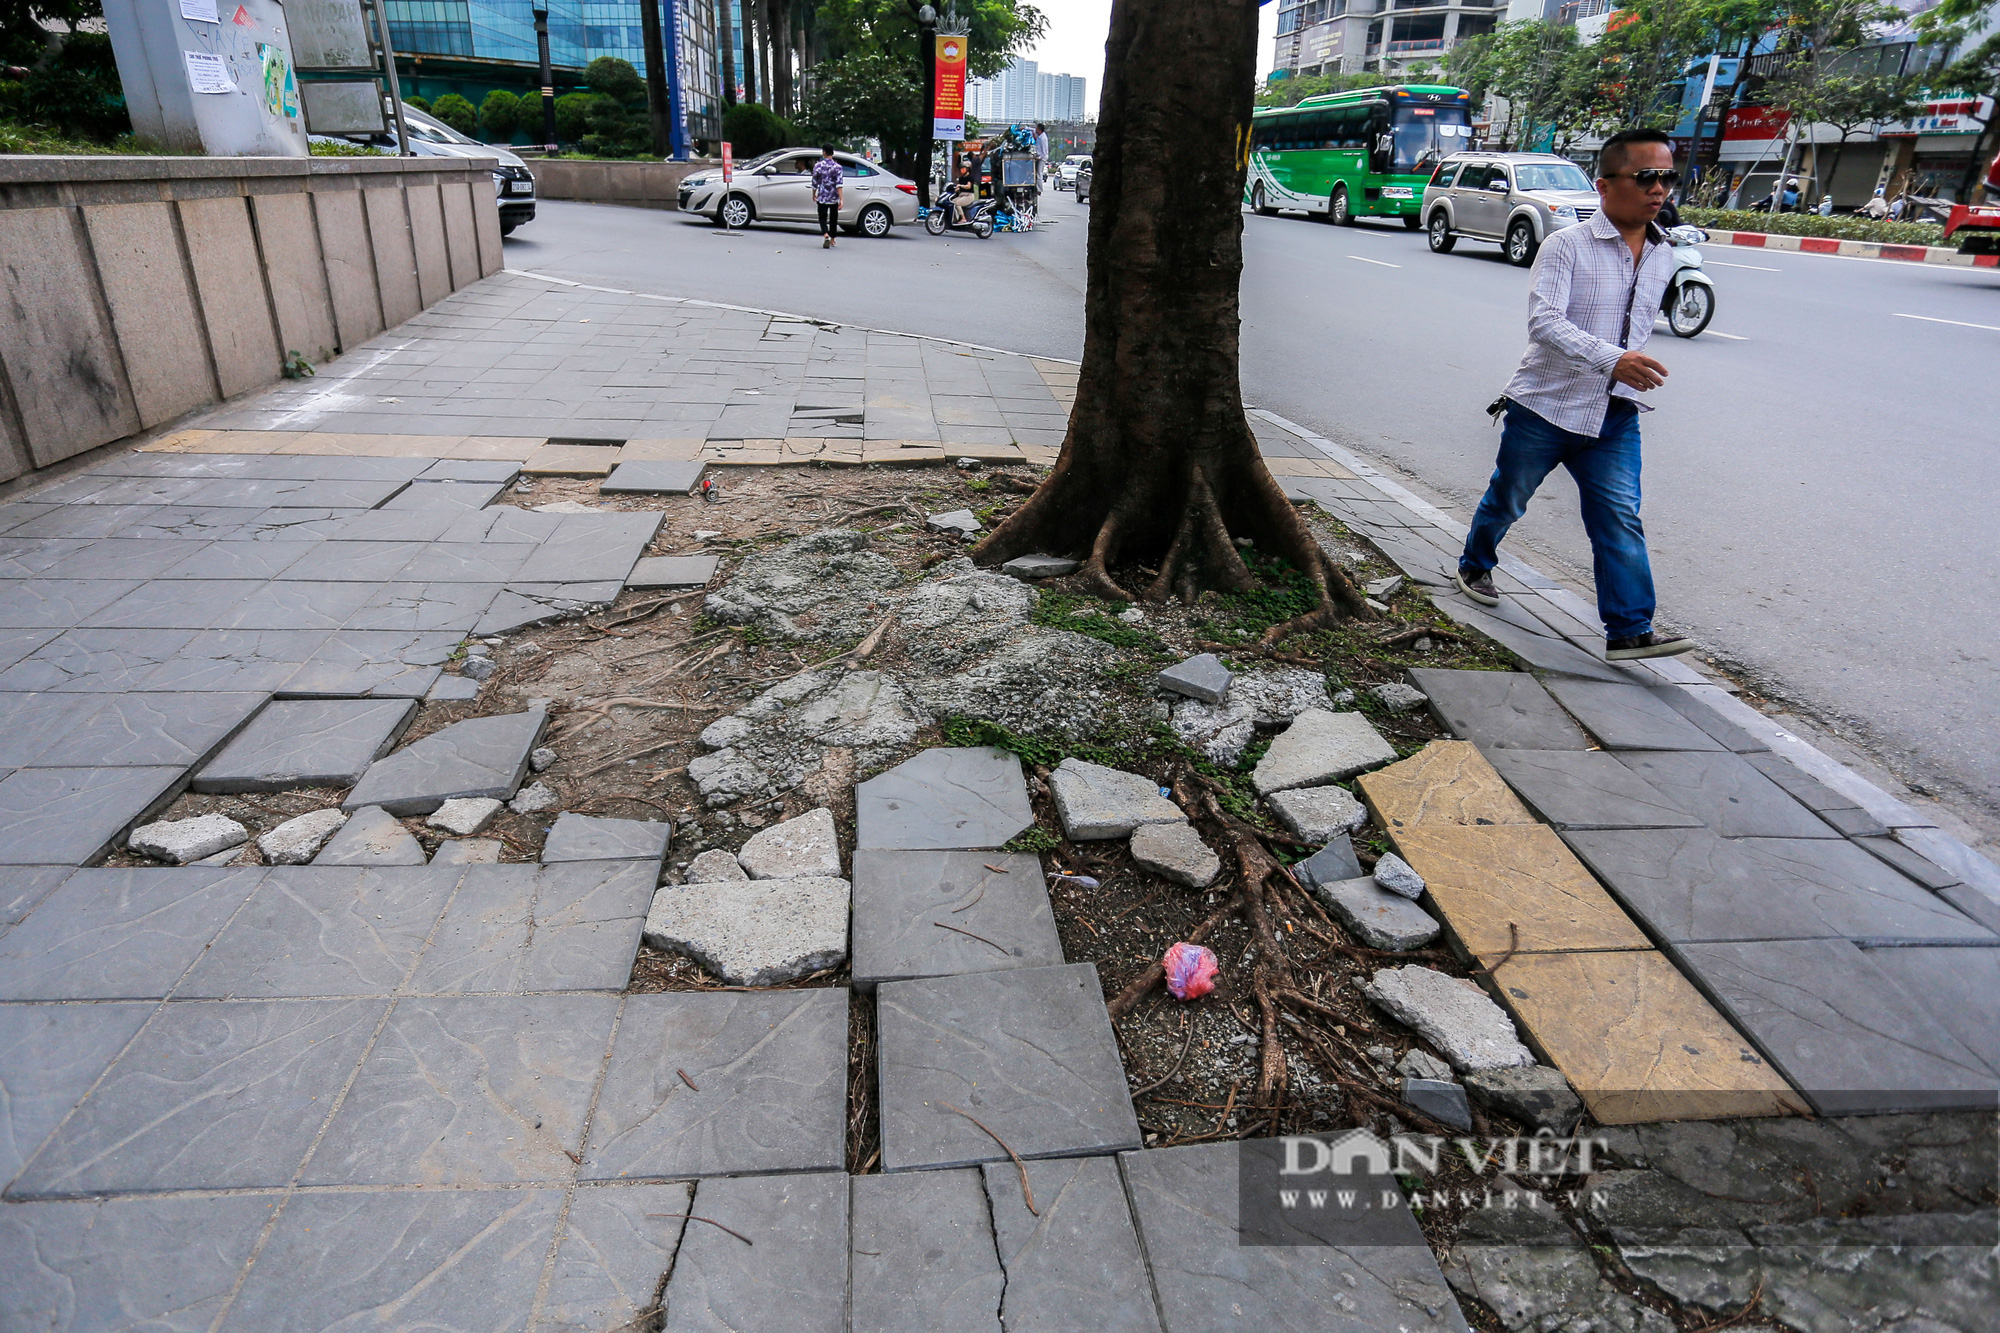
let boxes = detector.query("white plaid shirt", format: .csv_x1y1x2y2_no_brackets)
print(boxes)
1502,210,1674,437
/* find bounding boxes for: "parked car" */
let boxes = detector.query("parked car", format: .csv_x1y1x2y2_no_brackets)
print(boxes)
1057,154,1092,190
314,102,537,236
1075,161,1092,204
1421,152,1598,266
677,150,919,236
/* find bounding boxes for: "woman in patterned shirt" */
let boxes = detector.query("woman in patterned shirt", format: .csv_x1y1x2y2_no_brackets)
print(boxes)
812,145,844,248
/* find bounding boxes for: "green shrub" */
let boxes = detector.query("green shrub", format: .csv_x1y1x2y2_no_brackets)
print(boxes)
584,56,646,106
722,101,795,157
309,138,387,156
0,33,128,143
478,88,521,140
1681,207,1945,248
405,94,431,113
553,91,602,144
430,93,478,136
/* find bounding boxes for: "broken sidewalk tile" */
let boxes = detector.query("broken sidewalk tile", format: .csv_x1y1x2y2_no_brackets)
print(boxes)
736,806,840,879
1461,1065,1584,1133
1317,876,1441,951
1611,750,1842,839
1430,597,1630,683
849,1170,1004,1333
999,554,1078,580
312,805,426,867
1403,1077,1474,1131
925,509,981,538
1156,653,1233,704
192,698,416,794
411,862,652,995
541,811,671,866
127,813,247,865
1049,756,1183,840
1857,944,2000,1077
625,554,720,588
1361,964,1534,1074
1371,851,1427,900
535,1182,695,1333
643,875,849,986
1264,783,1368,843
854,746,1034,851
1478,948,1809,1125
1128,820,1221,889
981,1155,1161,1333
657,1172,848,1333
522,444,622,476
849,849,1062,990
1540,677,1726,752
427,797,502,837
1249,708,1398,796
1388,823,1651,957
598,459,705,494
1482,749,1703,831
1405,669,1591,751
343,705,547,815
876,963,1141,1172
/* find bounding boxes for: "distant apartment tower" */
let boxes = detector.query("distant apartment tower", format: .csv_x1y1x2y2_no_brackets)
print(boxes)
1269,0,1498,77
968,56,1090,125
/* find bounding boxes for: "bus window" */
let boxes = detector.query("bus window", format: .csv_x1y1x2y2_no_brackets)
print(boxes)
1390,103,1472,174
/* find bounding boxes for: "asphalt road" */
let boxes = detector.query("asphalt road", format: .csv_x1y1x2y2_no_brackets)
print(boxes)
508,192,2000,831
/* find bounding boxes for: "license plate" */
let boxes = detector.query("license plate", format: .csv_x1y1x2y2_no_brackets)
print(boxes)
1382,187,1413,199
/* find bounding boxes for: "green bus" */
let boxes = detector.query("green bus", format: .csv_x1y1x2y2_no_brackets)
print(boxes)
1246,85,1474,227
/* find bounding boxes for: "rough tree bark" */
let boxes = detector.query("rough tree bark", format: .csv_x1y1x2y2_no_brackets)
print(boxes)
971,0,1371,638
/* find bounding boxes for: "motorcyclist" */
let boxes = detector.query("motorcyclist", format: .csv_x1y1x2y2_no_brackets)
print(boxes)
948,160,978,226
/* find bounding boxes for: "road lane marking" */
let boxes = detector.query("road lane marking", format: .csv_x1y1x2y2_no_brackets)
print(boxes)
1707,260,1781,271
1893,312,2000,332
1348,255,1402,268
1705,331,1749,340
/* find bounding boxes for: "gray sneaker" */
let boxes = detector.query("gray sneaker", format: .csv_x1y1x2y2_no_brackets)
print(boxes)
1606,631,1696,661
1455,567,1500,607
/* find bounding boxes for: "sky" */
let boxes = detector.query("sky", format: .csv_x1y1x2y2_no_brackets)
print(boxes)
1016,0,1280,116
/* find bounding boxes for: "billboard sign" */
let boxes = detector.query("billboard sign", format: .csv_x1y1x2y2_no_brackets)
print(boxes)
935,34,967,141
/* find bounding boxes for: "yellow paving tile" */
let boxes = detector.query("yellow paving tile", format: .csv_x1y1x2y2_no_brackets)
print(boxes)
1477,949,1808,1125
274,432,466,457
620,438,705,461
1389,823,1651,957
1020,445,1061,465
522,443,623,475
442,436,544,460
1358,740,1537,830
138,429,223,453
156,429,297,454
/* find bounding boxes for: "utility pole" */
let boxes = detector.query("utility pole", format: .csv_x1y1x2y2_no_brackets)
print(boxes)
717,0,736,108
533,6,557,154
640,0,671,156
915,2,937,208
666,0,688,159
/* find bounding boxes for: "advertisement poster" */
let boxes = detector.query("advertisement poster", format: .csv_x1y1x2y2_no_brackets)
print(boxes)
184,49,236,94
934,34,966,141
721,141,733,184
179,0,219,23
258,41,299,118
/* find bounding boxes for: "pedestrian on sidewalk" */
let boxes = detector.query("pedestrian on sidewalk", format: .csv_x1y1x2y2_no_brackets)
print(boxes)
1454,127,1696,663
813,145,844,249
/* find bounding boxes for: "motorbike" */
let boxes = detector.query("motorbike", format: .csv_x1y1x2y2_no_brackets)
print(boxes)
1661,224,1715,338
924,192,996,239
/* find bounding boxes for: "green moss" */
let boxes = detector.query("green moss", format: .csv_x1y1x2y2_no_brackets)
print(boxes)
1004,827,1060,853
1030,591,1168,658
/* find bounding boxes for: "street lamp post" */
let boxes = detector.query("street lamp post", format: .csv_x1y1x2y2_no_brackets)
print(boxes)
533,7,558,155
915,3,936,209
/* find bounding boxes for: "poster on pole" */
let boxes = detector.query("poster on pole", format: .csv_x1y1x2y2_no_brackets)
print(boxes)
721,142,733,184
933,34,966,141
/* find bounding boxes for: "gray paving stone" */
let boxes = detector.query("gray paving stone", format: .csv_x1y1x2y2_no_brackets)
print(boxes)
0,866,262,1000
542,811,672,865
271,540,430,582
517,512,661,583
427,673,482,702
982,1155,1161,1333
283,629,457,697
1462,1065,1584,1132
850,849,1062,989
1361,964,1534,1073
186,477,409,509
346,580,503,632
662,1172,848,1333
1741,750,1863,815
1051,756,1184,839
538,1182,695,1332
1484,749,1703,830
627,554,721,588
855,746,1034,850
1432,597,1629,682
1852,833,1962,890
1610,750,1842,838
1318,875,1442,950
1404,1077,1474,1130
0,578,143,628
11,996,381,1197
0,1001,155,1185
419,459,521,483
585,989,848,1180
1251,709,1399,795
0,693,106,765
1858,946,2000,1077
431,836,502,865
0,864,71,926
0,627,198,692
176,865,462,998
313,805,427,865
141,628,329,692
393,542,538,584
35,690,266,770
1941,884,2000,936
1267,784,1368,842
1000,554,1078,580
253,807,346,866
1649,685,1769,752
0,625,61,671
380,479,509,509
1678,938,1998,1114
1408,669,1592,750
215,1188,563,1333
156,538,314,580
1122,1140,1468,1331
1541,678,1725,751
1129,820,1222,888
305,992,621,1186
209,579,377,631
345,704,547,814
850,1169,1003,1333
129,812,248,864
428,795,503,836
735,807,839,880
1817,805,1894,838
1561,828,1993,946
877,962,1141,1172
601,459,706,493
0,1194,278,1333
411,861,655,993
1294,833,1364,890
1158,653,1233,703
192,698,416,793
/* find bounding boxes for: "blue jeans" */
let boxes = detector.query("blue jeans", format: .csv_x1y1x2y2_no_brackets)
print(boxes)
1460,399,1654,639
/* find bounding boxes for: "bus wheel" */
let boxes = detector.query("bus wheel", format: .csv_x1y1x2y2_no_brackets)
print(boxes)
1252,183,1276,216
1427,211,1456,253
1331,186,1355,226
1507,219,1539,266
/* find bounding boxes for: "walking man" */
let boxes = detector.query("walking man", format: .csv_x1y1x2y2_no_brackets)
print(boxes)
812,144,843,248
1454,127,1695,662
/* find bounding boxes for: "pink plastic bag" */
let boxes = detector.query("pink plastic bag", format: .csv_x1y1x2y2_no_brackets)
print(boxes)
1162,942,1218,1000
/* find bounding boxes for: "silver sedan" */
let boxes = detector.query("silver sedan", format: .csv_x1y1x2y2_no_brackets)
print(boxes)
678,150,920,237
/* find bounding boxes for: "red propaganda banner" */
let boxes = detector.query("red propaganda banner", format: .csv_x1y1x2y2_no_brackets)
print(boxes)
721,141,733,184
934,34,967,142
1723,106,1789,141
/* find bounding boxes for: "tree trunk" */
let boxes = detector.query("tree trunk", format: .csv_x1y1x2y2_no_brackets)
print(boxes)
739,0,757,103
767,0,791,118
972,0,1370,633
717,0,736,107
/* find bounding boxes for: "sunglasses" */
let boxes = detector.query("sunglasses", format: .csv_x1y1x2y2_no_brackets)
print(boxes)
1605,169,1682,187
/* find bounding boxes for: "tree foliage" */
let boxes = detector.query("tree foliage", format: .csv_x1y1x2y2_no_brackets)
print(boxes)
1447,20,1596,151
479,88,521,140
722,100,797,155
430,92,478,136
1,0,126,144
1254,71,1393,108
797,50,913,150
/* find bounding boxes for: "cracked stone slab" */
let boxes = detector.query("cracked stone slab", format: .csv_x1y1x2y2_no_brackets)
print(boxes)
1123,1140,1469,1331
0,1194,279,1333
855,746,1034,850
1433,597,1629,682
1484,749,1704,831
876,962,1141,1171
1541,678,1727,751
378,479,508,510
312,804,426,865
30,691,266,769
215,1187,563,1332
1480,949,1807,1125
428,795,502,836
0,627,198,692
737,806,840,879
542,811,671,865
279,629,454,698
344,705,547,815
1265,784,1369,842
0,865,71,926
1362,964,1534,1074
1129,821,1222,888
255,807,347,864
1443,1197,1674,1333
1611,750,1842,839
982,1155,1161,1333
1251,708,1398,795
193,698,416,793
661,1172,848,1333
412,861,654,994
1157,653,1232,704
303,992,621,1186
1389,824,1651,956
516,512,661,583
1050,757,1184,839
346,580,503,632
0,1001,155,1185
1461,1066,1585,1133
585,989,847,1181
129,812,247,864
1677,938,1998,1114
1294,834,1363,891
1407,669,1591,751
10,996,381,1198
1560,828,1994,946
1000,554,1078,580
644,875,849,986
538,1182,695,1332
851,1168,1003,1333
850,849,1063,989
600,458,706,493
0,866,263,1000
175,865,461,999
627,554,720,587
1854,946,2000,1082
431,836,501,865
1318,876,1442,951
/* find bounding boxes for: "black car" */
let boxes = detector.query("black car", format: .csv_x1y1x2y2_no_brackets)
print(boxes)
1075,162,1092,204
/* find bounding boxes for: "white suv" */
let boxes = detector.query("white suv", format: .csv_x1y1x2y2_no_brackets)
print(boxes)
1057,155,1092,190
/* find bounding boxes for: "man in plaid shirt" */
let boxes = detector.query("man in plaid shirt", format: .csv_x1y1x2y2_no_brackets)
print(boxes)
1455,128,1695,662
812,145,844,248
